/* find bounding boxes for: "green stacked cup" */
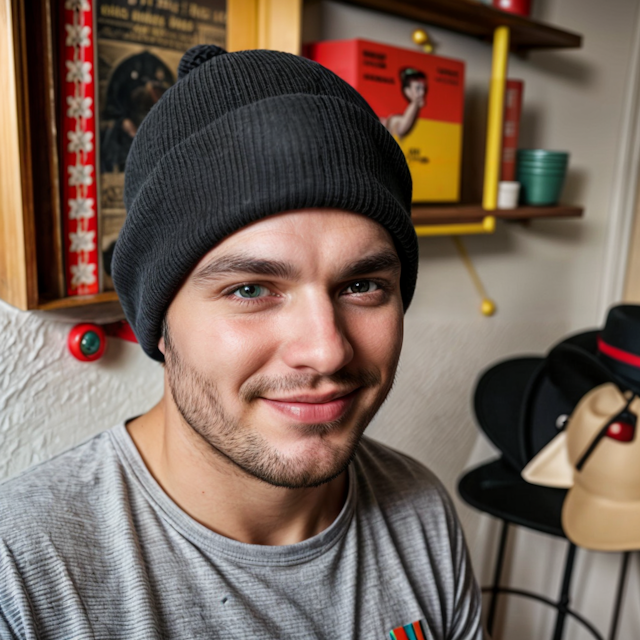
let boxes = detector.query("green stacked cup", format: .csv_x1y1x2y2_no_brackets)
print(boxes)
516,149,569,205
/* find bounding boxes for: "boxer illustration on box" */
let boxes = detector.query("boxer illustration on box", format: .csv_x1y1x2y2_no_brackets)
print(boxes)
382,68,427,139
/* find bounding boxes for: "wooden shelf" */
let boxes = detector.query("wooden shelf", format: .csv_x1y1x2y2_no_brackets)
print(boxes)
32,291,124,324
37,291,120,311
412,204,584,226
329,0,582,52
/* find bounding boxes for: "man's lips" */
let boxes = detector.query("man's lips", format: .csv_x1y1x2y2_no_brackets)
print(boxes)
260,389,359,423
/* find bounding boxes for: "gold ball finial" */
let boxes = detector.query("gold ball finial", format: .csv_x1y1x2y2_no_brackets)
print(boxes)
481,299,497,317
412,29,434,53
412,29,428,46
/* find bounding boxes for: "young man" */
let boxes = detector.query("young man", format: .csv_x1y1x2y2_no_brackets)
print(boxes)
0,46,483,639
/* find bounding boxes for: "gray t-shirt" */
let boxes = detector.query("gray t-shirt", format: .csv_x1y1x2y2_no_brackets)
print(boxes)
0,424,483,639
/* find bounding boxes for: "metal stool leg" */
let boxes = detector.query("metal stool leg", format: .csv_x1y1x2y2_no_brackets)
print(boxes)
482,530,628,640
608,552,631,640
487,520,509,637
551,542,578,640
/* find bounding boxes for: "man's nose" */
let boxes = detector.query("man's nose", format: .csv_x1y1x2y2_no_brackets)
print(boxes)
280,292,354,375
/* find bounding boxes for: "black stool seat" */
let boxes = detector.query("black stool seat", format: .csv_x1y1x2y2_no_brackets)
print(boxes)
458,457,630,640
458,456,567,538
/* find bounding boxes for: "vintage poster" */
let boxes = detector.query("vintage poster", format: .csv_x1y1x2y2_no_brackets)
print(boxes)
96,0,226,289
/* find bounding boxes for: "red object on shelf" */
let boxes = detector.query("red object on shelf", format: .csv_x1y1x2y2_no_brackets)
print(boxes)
493,0,531,17
61,0,99,296
501,79,524,181
68,323,106,362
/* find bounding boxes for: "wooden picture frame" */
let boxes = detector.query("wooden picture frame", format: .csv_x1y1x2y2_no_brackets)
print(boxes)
1,0,62,312
0,0,302,316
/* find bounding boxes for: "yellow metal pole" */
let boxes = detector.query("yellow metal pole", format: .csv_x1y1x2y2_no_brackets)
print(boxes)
482,26,510,211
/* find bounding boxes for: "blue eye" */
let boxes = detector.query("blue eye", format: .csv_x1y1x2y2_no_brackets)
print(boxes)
345,280,379,294
233,284,268,299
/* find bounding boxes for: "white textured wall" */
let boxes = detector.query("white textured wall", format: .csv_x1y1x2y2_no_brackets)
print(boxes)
2,0,640,637
0,301,163,480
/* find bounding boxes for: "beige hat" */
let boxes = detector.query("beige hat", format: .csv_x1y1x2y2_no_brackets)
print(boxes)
522,383,640,551
521,430,573,488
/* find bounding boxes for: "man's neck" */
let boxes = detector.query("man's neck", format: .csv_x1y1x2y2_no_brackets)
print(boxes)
126,399,348,546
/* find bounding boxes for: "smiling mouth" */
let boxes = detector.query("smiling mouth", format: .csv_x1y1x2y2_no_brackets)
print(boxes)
260,389,359,424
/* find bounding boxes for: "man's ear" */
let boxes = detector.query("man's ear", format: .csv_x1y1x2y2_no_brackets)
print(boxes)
158,314,169,357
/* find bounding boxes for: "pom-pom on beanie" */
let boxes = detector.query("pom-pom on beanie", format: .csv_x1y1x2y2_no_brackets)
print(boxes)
112,45,418,361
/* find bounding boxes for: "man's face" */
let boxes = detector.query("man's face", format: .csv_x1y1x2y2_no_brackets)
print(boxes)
160,210,404,489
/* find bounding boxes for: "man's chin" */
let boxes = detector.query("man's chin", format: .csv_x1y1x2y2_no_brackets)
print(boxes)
249,456,352,490
234,434,361,490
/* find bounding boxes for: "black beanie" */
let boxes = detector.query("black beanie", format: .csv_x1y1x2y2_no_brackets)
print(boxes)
112,45,418,362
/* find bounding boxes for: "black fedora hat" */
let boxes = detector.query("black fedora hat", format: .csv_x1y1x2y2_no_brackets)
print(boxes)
474,304,640,473
474,330,599,472
547,305,640,402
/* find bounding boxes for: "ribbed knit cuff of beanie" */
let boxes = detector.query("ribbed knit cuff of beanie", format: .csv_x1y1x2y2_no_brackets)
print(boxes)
112,45,418,362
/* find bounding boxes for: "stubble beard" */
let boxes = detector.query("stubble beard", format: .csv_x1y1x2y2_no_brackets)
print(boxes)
163,325,396,489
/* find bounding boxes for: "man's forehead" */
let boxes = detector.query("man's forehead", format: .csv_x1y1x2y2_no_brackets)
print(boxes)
192,209,399,274
189,210,400,285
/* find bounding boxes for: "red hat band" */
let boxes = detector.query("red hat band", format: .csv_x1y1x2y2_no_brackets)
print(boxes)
597,336,640,370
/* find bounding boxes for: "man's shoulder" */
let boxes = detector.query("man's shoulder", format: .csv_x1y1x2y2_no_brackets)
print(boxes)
355,435,455,517
356,434,447,491
0,428,123,544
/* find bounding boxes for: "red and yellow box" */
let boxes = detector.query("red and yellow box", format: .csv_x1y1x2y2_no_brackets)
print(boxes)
305,39,465,203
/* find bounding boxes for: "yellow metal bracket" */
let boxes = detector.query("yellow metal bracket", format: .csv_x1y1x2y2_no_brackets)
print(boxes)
414,215,496,237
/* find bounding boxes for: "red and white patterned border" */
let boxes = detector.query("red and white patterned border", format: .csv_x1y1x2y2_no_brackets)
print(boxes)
61,0,99,296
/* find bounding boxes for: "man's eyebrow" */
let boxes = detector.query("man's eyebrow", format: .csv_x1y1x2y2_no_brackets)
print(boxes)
191,249,401,286
191,254,301,285
340,250,402,279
